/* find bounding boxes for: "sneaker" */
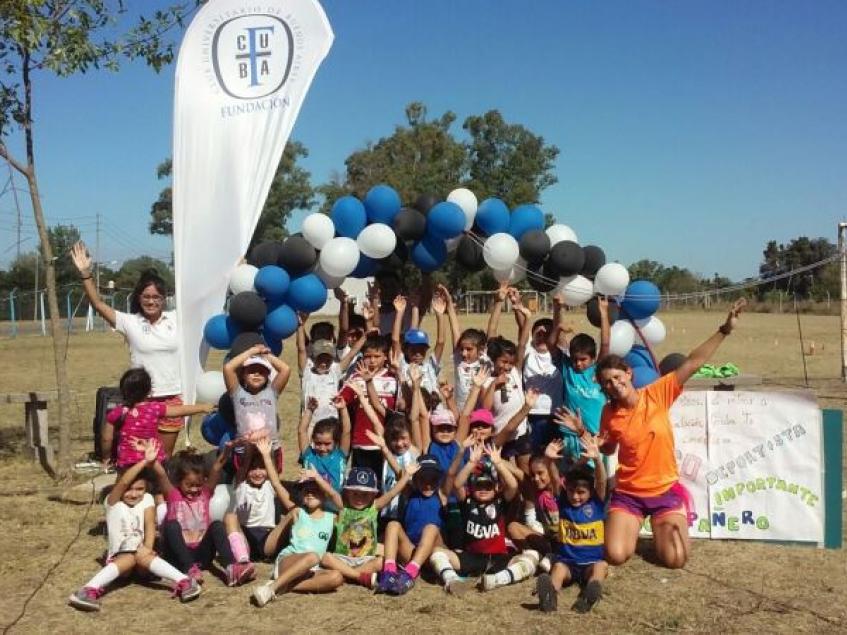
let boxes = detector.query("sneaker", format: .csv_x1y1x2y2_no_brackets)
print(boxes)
68,587,104,611
572,580,602,613
536,573,558,613
374,571,397,594
227,562,256,587
173,578,201,603
481,573,498,592
445,578,475,597
389,569,415,596
187,563,204,585
252,582,276,608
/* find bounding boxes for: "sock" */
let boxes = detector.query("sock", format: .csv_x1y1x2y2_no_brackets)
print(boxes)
229,533,250,563
429,552,458,585
384,559,397,573
405,561,420,579
524,505,538,524
84,563,120,590
539,554,552,573
148,556,188,583
156,502,167,527
490,550,540,588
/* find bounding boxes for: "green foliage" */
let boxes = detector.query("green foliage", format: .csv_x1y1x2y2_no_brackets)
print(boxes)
113,255,174,291
758,236,837,299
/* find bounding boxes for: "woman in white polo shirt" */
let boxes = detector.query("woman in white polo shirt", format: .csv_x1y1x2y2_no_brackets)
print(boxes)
72,241,184,458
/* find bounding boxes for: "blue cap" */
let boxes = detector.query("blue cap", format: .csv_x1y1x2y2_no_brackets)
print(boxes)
403,329,430,346
415,454,444,478
344,467,379,492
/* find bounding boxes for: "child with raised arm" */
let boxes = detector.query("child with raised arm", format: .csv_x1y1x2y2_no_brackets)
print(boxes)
224,438,298,584
391,292,446,395
223,343,291,471
298,395,351,495
428,442,539,595
251,470,343,607
536,435,608,613
68,440,200,611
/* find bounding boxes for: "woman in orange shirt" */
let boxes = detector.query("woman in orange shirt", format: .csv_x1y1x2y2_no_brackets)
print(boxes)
593,299,745,570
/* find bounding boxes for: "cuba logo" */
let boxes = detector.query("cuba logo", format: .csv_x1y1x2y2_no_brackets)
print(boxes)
212,14,293,100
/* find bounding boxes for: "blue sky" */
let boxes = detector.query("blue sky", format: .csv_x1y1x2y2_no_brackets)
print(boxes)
1,0,844,280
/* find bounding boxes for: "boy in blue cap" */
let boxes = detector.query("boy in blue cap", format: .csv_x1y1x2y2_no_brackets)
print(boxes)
391,293,447,394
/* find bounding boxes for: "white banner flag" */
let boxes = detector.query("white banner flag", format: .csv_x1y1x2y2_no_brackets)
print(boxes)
172,0,333,404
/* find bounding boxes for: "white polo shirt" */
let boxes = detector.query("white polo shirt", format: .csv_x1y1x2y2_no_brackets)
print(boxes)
114,310,181,397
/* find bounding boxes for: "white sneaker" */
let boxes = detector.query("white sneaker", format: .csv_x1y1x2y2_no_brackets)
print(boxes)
252,582,276,608
481,574,499,592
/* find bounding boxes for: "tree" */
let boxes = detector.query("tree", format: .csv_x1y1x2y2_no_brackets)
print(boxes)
628,259,666,285
758,236,837,299
0,1,198,476
148,159,173,236
114,256,174,291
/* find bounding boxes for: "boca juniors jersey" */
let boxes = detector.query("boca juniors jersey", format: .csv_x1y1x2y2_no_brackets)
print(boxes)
554,495,605,565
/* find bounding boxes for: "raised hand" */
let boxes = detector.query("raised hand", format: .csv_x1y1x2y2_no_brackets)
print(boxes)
496,280,509,302
333,288,348,302
306,396,319,412
544,439,564,461
722,298,747,334
299,467,319,482
579,434,600,460
439,381,455,402
408,363,422,385
355,359,374,382
524,388,541,409
142,438,159,464
405,462,421,478
70,241,93,276
435,284,453,306
507,286,522,306
471,366,491,388
332,394,346,410
364,429,387,449
255,436,272,456
468,442,485,464
462,432,479,449
393,294,408,314
361,302,375,322
388,349,402,373
493,371,508,388
431,294,447,315
554,407,585,437
597,296,609,313
484,442,503,465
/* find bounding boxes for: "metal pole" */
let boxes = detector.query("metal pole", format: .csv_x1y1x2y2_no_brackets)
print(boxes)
95,212,101,291
9,290,16,337
39,291,46,336
839,222,847,381
33,248,38,321
66,291,72,331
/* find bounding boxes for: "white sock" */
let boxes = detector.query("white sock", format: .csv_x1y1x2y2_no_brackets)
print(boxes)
524,505,538,524
156,502,167,527
429,551,459,585
148,556,188,583
491,550,540,587
539,554,552,573
84,563,120,589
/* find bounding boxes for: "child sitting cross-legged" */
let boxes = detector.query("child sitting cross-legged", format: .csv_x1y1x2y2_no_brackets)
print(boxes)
68,439,200,611
428,442,540,595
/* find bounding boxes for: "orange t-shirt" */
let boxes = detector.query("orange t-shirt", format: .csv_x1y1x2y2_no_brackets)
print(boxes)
600,372,682,497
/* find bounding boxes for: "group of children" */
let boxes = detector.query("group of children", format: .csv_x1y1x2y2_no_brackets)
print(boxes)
71,278,617,615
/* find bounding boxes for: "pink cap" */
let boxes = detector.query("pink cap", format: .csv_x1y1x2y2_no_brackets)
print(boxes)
430,409,457,427
469,409,494,427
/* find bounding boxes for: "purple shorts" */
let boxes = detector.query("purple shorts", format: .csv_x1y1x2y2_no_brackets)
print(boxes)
609,485,687,522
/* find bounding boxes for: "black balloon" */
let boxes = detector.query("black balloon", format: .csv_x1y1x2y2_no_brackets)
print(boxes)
228,331,264,357
393,207,427,241
527,260,557,292
379,242,409,271
659,353,687,376
519,230,551,264
586,296,619,328
581,245,606,277
229,292,267,330
548,240,585,277
412,193,441,215
277,236,317,275
455,235,485,271
217,393,235,424
247,240,283,268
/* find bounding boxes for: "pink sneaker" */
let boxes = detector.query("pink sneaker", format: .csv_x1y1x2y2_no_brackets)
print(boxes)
68,586,104,611
227,562,256,586
172,578,201,603
187,563,204,585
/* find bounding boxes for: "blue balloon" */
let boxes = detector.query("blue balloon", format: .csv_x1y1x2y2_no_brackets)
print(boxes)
621,280,661,320
475,198,510,236
350,254,378,278
632,365,660,389
285,273,327,313
203,314,240,349
364,184,401,224
624,345,655,370
508,204,545,240
201,412,235,447
263,330,284,355
426,201,466,239
264,303,298,339
254,265,290,302
331,195,367,238
411,237,447,273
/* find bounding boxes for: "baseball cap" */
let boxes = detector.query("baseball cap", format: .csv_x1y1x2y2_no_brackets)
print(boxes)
343,467,379,493
310,339,337,360
415,454,444,479
469,458,498,487
430,409,457,428
243,356,273,372
403,329,430,346
469,409,494,427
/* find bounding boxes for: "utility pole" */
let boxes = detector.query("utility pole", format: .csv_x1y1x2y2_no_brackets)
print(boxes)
839,222,847,381
6,160,23,259
33,246,39,321
95,212,101,291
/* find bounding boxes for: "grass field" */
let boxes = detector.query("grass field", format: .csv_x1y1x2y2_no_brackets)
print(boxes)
0,310,844,633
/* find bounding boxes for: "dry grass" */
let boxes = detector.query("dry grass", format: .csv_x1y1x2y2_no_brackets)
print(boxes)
0,310,844,633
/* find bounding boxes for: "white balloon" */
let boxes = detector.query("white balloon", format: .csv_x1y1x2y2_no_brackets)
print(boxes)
445,236,462,252
635,316,666,346
493,258,527,284
320,237,360,277
209,484,232,522
357,223,397,259
546,223,578,246
483,233,520,271
302,213,335,250
315,265,346,290
608,320,636,356
594,262,630,297
229,264,257,294
447,187,479,231
195,370,226,403
557,274,594,307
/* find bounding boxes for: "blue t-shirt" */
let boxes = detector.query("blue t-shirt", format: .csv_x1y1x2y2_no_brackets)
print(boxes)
403,491,443,544
427,440,460,504
562,359,604,435
554,494,605,565
300,447,346,493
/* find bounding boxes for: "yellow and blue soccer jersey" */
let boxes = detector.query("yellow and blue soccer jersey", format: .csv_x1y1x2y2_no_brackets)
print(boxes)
554,495,605,565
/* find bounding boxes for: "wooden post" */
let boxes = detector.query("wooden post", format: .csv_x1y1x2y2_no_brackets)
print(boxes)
24,392,55,478
839,222,847,381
